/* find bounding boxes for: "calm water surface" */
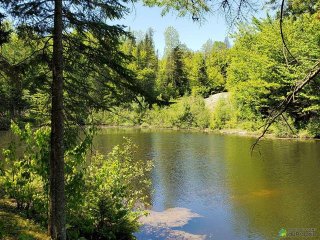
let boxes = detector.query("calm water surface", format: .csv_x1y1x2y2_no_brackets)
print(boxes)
1,128,320,239
93,128,320,239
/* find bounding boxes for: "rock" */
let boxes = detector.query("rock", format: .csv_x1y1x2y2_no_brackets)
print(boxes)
204,92,230,111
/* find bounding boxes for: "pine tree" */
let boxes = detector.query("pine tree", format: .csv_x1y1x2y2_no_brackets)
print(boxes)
158,27,189,99
0,1,137,238
172,46,190,96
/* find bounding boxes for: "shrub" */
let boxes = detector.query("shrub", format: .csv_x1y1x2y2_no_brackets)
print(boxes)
210,98,233,130
298,117,320,138
1,122,49,220
145,95,210,129
1,123,152,239
93,96,210,130
267,115,297,138
93,97,150,127
68,138,152,239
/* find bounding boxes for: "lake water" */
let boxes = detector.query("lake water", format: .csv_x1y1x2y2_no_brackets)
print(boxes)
93,128,320,239
1,128,319,239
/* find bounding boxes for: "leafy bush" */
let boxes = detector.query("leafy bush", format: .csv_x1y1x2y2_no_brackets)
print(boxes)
68,138,152,239
267,115,297,138
227,15,320,136
209,98,235,130
93,95,210,130
145,95,210,129
1,122,49,220
298,117,320,138
93,96,149,127
1,123,152,239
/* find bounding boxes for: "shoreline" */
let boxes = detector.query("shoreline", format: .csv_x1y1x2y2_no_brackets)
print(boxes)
1,124,318,142
97,125,320,141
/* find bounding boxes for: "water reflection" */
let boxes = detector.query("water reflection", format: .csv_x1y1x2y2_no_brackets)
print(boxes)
1,128,319,239
95,129,320,239
224,136,320,240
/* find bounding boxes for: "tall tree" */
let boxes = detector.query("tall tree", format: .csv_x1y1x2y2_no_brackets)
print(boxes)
0,1,138,238
164,26,180,56
50,0,65,238
148,0,320,139
156,27,189,100
201,39,214,58
196,56,210,97
158,26,189,99
172,45,189,96
121,28,158,100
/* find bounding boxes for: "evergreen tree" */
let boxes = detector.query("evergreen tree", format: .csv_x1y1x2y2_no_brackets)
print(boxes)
172,45,190,96
123,28,158,100
0,1,138,238
0,34,30,125
197,56,211,97
157,27,189,100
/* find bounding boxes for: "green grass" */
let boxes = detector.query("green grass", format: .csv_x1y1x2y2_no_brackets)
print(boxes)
0,199,49,240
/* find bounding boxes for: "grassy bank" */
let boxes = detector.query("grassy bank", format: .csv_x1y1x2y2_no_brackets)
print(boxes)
0,199,48,240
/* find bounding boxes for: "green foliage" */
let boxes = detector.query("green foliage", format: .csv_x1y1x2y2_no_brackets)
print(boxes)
0,23,231,129
227,14,320,137
0,32,42,128
94,96,150,127
155,27,193,100
157,40,190,99
267,114,298,138
185,42,229,98
0,0,150,129
147,99,198,128
298,117,320,138
122,29,158,101
143,0,210,20
98,96,210,129
208,96,267,132
70,138,152,239
150,96,210,129
0,124,152,239
209,99,233,129
268,0,320,16
0,122,50,219
287,0,320,15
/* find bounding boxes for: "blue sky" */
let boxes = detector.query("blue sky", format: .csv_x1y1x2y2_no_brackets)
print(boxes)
115,3,241,55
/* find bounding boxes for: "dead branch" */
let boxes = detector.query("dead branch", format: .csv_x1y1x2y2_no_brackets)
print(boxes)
280,0,298,63
251,60,320,151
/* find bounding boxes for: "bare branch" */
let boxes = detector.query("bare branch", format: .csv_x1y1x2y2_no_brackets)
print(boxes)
280,0,298,63
251,60,320,151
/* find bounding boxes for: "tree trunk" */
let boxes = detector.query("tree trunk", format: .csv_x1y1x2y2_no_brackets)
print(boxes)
49,0,66,239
